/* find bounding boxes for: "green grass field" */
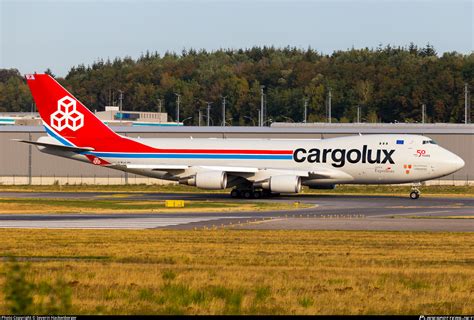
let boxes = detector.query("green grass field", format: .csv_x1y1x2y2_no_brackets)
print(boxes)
0,230,473,315
0,184,472,197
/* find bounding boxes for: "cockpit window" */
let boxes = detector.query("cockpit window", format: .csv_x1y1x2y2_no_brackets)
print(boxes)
422,140,437,145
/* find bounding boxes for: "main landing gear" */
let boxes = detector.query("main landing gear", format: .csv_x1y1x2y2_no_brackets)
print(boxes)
410,186,421,200
230,188,274,199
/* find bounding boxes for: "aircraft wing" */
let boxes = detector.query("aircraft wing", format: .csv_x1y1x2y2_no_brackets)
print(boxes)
127,164,190,170
205,166,351,181
125,164,351,181
127,164,258,173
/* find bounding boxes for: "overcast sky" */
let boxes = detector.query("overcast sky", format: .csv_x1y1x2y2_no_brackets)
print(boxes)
1,0,472,76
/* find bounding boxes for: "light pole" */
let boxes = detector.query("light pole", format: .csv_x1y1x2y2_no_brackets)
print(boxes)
198,110,202,127
357,106,361,123
465,83,470,124
243,116,255,126
303,98,308,123
422,104,426,124
260,85,265,127
205,102,213,126
157,98,162,113
174,93,180,124
328,87,332,123
118,90,124,112
221,96,227,127
117,90,124,124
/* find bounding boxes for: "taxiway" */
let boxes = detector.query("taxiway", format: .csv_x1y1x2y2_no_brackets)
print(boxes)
0,192,472,231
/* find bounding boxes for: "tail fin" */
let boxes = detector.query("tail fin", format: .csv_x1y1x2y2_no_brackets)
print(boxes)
26,74,121,149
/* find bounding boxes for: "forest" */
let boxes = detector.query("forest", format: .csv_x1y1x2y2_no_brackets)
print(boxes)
0,44,472,125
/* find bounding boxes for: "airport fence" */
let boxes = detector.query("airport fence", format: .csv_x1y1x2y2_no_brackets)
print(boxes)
0,174,472,186
0,174,175,186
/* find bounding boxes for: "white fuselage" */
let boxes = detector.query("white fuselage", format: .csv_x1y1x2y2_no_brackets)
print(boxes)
56,133,464,186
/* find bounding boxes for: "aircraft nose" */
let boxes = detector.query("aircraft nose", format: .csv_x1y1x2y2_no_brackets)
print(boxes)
446,153,465,172
453,155,465,171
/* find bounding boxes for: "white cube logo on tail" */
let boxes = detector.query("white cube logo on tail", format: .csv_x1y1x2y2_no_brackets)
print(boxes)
50,96,84,131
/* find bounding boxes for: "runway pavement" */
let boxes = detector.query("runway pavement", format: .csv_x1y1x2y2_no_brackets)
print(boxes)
0,192,472,231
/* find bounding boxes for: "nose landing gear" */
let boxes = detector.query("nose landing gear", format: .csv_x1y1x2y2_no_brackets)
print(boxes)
410,186,420,199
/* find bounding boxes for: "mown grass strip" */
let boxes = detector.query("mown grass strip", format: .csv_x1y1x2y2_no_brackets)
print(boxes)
0,198,311,214
0,184,472,196
0,255,109,261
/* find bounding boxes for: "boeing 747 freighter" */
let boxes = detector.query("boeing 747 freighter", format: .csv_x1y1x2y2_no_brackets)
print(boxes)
19,74,465,199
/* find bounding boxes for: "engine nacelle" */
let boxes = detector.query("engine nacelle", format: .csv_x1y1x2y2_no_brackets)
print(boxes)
260,175,302,193
182,171,227,190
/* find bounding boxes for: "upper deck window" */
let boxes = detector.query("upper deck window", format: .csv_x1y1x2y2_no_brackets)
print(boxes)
422,140,437,145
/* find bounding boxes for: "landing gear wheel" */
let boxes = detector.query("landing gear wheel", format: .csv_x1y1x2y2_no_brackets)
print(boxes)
410,184,421,200
262,190,272,198
230,189,240,199
252,190,262,199
243,191,252,199
410,190,420,200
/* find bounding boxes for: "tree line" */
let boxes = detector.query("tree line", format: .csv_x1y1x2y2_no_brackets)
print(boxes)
0,44,472,125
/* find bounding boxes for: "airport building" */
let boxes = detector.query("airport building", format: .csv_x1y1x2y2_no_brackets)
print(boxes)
0,112,42,126
94,106,180,127
1,108,179,127
0,123,473,185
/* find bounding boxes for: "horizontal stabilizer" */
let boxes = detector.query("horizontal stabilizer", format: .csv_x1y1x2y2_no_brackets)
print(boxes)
13,139,94,153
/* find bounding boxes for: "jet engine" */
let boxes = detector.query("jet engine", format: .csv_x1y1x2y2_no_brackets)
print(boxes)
181,171,227,190
259,175,302,193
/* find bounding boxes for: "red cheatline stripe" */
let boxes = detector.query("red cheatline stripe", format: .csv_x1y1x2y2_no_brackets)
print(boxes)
149,149,293,154
63,134,294,154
